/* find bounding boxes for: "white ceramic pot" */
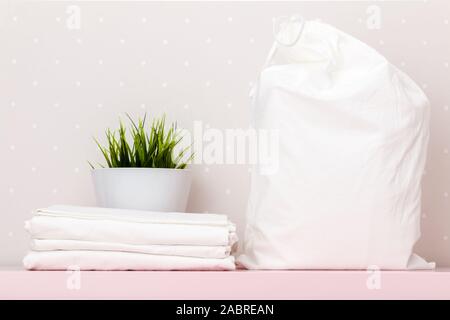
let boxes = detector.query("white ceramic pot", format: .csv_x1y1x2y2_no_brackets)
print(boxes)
92,168,192,212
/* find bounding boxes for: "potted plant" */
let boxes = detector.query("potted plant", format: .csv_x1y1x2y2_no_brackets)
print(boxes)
90,114,193,212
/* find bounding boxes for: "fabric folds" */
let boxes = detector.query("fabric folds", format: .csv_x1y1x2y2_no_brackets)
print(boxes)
24,205,237,271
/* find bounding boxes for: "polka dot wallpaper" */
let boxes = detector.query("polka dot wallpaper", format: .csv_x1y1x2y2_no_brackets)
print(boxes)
0,1,449,266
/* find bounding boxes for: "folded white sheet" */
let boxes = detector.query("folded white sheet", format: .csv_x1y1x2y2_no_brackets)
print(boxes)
31,239,233,259
24,205,238,271
37,205,230,226
23,250,236,271
26,216,237,246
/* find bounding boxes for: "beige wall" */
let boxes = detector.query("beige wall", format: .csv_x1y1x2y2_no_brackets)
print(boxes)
1,0,449,266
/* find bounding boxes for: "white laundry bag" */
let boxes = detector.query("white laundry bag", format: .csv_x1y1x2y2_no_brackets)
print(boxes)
238,18,433,269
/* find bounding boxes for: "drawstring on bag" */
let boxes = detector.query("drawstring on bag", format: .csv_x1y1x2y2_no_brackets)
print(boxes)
250,15,306,98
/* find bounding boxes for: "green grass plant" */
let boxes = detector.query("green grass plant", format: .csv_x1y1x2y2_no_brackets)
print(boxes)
90,114,192,169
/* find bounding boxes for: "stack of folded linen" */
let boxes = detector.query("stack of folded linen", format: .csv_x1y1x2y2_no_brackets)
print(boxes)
23,205,238,271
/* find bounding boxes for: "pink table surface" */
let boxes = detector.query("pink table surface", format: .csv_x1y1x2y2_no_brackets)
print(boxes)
1,268,450,300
